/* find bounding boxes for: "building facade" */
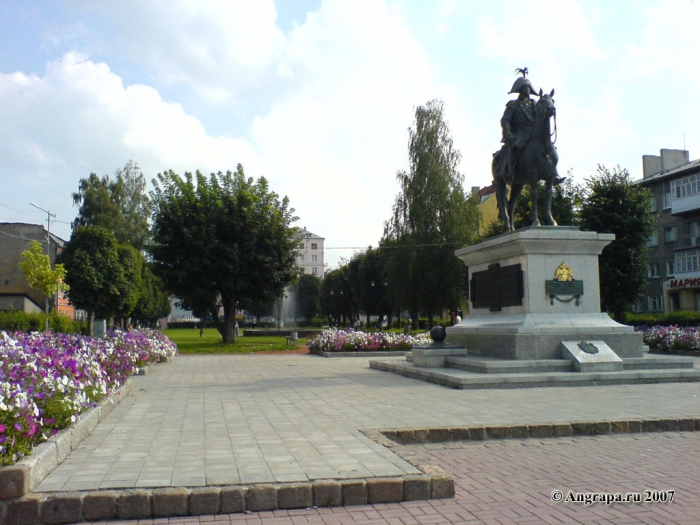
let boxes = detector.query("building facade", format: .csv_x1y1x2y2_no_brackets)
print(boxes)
0,223,75,318
297,228,325,278
637,149,700,313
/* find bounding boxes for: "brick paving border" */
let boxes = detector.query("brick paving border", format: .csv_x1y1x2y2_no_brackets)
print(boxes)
365,416,700,447
0,475,455,525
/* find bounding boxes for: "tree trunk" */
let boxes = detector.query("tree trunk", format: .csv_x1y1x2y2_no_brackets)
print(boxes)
220,295,238,343
87,311,94,337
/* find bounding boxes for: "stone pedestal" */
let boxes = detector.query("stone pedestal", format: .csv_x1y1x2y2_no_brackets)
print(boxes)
447,227,643,360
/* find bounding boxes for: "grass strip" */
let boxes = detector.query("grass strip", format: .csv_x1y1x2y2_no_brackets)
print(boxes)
163,328,309,354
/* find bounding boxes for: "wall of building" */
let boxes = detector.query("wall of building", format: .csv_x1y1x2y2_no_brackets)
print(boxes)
0,223,71,315
297,228,325,277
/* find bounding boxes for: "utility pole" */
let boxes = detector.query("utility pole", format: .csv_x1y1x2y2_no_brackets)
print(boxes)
30,202,56,331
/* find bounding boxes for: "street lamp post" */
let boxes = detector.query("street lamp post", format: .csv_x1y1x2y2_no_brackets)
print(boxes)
30,202,56,331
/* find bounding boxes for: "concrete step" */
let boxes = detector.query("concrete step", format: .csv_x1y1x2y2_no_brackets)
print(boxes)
447,356,573,374
623,355,696,370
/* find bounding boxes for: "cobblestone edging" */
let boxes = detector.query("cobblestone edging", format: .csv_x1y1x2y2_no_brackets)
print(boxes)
0,473,455,525
316,351,408,358
362,417,700,447
0,366,150,502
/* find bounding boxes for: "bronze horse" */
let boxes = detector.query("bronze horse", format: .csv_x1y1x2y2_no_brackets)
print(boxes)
492,89,559,231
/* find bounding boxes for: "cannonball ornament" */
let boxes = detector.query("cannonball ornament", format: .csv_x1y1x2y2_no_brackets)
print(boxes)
430,325,446,342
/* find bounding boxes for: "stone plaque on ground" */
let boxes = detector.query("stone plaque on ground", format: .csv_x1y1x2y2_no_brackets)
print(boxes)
560,340,623,372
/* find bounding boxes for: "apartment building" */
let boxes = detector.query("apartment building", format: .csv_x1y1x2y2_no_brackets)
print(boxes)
297,228,325,278
637,149,700,312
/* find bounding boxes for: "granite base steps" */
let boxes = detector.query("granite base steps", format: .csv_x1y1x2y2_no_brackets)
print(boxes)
370,350,700,389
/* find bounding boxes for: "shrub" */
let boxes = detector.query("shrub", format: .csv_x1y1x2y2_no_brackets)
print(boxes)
309,328,431,354
637,325,700,352
625,311,700,328
0,311,85,334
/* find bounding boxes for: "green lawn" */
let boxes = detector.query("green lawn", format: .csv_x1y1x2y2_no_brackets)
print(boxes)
162,328,310,354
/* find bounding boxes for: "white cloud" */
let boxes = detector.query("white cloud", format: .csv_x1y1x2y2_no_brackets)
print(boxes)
0,52,261,238
250,0,441,263
70,0,287,103
476,0,606,76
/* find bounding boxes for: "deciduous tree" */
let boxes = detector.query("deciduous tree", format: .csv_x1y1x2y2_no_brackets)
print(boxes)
19,240,68,330
150,166,301,343
578,165,654,320
58,226,125,335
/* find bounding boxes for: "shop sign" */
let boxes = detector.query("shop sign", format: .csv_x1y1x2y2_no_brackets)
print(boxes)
669,277,700,289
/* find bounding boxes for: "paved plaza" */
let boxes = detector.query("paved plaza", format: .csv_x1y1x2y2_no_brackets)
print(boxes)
32,353,700,523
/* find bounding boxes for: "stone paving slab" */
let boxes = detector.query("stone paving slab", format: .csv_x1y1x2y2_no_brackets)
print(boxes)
33,354,700,494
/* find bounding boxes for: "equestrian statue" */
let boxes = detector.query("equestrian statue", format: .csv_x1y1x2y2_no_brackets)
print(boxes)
492,68,562,231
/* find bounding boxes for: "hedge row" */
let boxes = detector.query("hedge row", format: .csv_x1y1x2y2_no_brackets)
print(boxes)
624,311,700,328
0,311,86,334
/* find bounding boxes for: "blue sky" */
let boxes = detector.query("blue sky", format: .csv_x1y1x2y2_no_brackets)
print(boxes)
1,0,699,269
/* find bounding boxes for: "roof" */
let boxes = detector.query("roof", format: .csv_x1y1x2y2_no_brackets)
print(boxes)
0,222,66,246
301,228,324,240
637,158,700,186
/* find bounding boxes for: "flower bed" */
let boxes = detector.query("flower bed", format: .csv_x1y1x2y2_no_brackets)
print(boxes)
309,328,432,354
637,325,700,352
0,329,177,466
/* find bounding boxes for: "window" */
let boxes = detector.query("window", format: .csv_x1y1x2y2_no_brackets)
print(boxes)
672,174,698,200
632,300,644,313
648,296,664,312
311,254,318,262
311,243,318,250
647,231,659,247
648,263,660,278
298,243,304,249
312,267,318,275
663,193,672,209
666,260,675,276
299,254,305,263
665,226,677,242
649,196,657,213
675,249,700,274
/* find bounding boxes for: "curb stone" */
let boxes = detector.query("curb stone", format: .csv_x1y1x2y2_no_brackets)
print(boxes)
188,487,220,516
277,483,313,509
313,481,342,507
82,492,117,522
117,489,151,520
38,492,82,525
152,487,188,517
376,417,700,445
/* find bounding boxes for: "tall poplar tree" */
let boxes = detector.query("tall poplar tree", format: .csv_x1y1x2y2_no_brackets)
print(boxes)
72,160,150,251
381,100,479,327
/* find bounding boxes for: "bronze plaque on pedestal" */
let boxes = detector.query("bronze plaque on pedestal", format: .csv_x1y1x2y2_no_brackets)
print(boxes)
470,263,523,312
